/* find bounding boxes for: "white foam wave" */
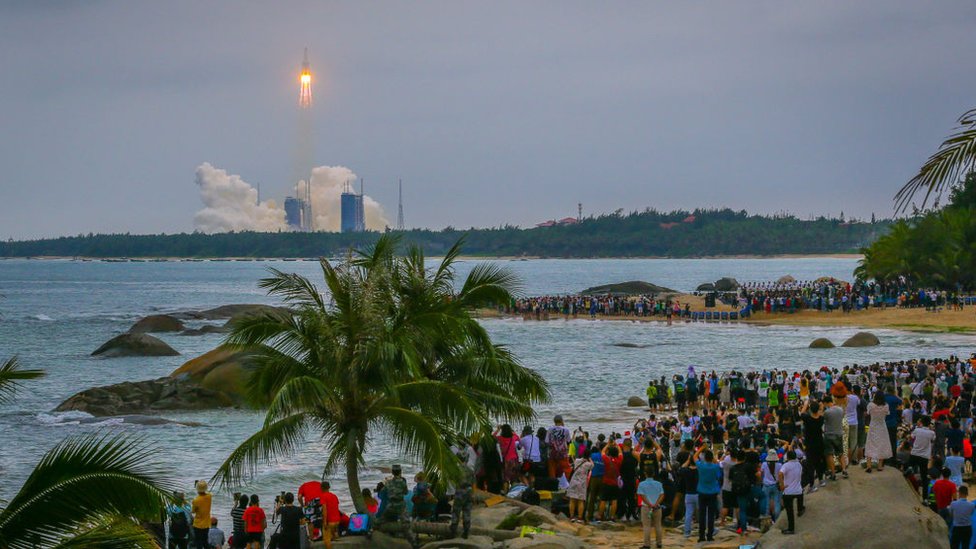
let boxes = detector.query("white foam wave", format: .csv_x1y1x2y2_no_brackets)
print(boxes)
31,314,55,321
37,410,94,425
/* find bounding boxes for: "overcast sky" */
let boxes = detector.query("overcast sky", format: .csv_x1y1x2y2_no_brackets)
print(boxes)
2,1,975,239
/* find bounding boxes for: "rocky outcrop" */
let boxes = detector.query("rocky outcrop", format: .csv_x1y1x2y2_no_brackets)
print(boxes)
580,281,677,296
696,282,716,292
610,342,649,349
55,376,234,416
809,337,835,349
777,275,796,284
187,304,289,321
713,277,740,291
626,396,647,407
759,468,947,549
842,331,880,347
61,346,253,415
91,333,180,357
129,314,185,334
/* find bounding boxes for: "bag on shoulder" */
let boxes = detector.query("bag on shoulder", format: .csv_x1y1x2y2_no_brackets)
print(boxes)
168,508,189,539
730,464,751,496
347,513,371,535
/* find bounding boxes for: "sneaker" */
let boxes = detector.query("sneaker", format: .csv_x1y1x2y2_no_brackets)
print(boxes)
798,508,806,517
811,485,819,493
782,529,796,535
819,480,827,487
829,473,837,481
842,470,849,479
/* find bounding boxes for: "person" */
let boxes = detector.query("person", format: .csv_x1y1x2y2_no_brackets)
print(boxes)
677,450,699,538
451,465,475,539
230,494,248,549
319,482,341,549
884,387,904,466
694,446,722,543
932,468,956,525
208,517,226,549
598,443,622,521
761,451,782,519
946,446,966,487
379,464,415,544
495,424,521,491
275,492,305,549
192,480,213,549
778,450,804,535
637,465,665,549
241,494,266,549
865,391,892,472
167,491,192,549
546,415,572,478
801,400,826,490
718,447,738,524
362,488,379,514
566,453,592,523
585,445,605,523
950,485,974,549
823,395,847,479
618,438,640,522
910,416,937,499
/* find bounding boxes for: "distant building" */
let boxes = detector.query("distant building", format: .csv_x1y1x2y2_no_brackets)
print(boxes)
284,197,304,230
340,183,365,233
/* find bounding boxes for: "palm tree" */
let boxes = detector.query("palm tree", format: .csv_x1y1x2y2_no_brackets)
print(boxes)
896,108,976,211
0,434,177,549
0,356,44,405
213,236,550,512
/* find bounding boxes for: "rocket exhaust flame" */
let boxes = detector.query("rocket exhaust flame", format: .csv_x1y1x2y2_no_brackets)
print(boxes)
299,47,312,108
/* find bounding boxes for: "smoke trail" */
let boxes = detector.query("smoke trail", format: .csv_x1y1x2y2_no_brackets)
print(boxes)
296,166,389,232
192,163,287,233
193,163,388,233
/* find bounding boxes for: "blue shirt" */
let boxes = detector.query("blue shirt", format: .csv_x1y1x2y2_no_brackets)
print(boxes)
696,460,722,495
949,498,974,527
637,478,664,506
590,452,605,477
884,394,902,428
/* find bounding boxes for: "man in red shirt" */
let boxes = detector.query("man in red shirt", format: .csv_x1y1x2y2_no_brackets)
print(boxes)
320,481,341,549
240,494,266,549
933,467,957,524
297,480,324,540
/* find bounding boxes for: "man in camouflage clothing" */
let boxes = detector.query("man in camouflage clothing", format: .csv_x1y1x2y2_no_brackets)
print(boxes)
450,465,474,539
379,464,415,544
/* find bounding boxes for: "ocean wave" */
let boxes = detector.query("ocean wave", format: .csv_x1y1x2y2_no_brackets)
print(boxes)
30,314,55,321
37,410,94,425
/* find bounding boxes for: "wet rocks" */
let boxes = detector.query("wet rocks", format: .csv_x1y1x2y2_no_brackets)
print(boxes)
809,337,835,349
91,333,180,357
128,314,185,334
627,396,647,407
842,331,880,347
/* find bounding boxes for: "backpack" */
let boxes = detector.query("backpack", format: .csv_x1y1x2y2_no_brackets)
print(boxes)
303,497,323,528
347,513,371,536
169,508,189,539
521,486,541,506
730,463,752,496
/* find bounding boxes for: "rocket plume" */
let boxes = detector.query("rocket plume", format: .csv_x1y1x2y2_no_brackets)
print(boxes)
299,47,312,108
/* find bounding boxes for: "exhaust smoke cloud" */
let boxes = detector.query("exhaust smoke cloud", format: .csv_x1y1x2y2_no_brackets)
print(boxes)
193,163,388,233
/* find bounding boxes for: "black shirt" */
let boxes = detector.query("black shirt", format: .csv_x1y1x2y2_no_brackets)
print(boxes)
277,505,304,540
678,466,699,494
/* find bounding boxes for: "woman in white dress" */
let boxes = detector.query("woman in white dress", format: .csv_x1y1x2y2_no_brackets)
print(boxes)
864,390,892,472
566,456,593,522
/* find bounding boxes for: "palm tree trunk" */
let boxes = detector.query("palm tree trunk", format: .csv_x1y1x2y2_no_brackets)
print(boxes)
346,443,367,513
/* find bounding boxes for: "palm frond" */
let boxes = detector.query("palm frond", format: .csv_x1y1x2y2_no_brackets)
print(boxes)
896,108,976,211
48,515,158,549
258,268,325,310
0,434,175,549
211,413,310,489
457,262,522,307
0,356,45,405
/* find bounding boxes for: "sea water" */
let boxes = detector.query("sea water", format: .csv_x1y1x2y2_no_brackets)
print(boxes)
1,257,972,517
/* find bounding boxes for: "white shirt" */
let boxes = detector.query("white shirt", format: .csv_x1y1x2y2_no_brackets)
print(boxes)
780,460,803,495
911,427,937,459
519,434,542,463
845,394,860,426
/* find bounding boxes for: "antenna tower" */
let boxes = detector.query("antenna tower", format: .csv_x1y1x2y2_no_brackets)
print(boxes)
397,179,405,230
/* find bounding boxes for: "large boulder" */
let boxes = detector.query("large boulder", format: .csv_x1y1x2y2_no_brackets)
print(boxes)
54,376,233,416
421,536,494,549
696,282,716,292
332,531,412,549
759,468,947,549
580,281,677,296
192,304,289,321
626,396,647,407
171,346,253,398
713,277,740,292
842,331,880,347
129,314,185,334
179,325,228,336
91,333,179,357
809,337,835,349
504,535,583,549
777,275,796,284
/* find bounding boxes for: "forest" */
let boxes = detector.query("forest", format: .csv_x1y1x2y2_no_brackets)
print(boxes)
0,208,891,259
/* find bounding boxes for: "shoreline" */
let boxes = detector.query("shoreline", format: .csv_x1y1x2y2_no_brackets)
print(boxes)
0,253,864,261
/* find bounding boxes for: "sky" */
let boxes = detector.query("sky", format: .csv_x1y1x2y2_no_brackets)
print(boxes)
1,1,975,239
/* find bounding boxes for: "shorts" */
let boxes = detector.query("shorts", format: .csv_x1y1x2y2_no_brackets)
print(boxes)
601,484,620,501
824,434,844,456
708,393,719,402
847,425,860,451
857,425,867,448
246,532,264,543
722,490,737,509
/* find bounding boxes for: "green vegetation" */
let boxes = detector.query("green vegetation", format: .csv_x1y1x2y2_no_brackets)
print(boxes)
212,236,550,513
858,171,976,290
896,108,976,211
0,356,44,405
0,208,890,258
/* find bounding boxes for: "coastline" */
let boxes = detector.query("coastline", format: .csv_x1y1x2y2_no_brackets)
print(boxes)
0,253,864,261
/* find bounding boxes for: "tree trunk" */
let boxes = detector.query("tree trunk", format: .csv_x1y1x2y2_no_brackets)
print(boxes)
346,443,367,513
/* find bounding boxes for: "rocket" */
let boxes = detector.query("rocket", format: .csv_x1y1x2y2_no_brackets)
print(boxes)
299,47,312,108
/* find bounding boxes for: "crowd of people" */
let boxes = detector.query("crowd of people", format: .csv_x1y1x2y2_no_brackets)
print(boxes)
506,294,689,320
165,353,976,549
737,278,969,314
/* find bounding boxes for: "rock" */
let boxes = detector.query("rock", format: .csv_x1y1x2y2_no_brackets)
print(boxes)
471,503,521,530
91,333,180,357
504,534,583,549
777,275,796,284
332,531,412,549
54,376,233,416
190,304,287,320
842,331,880,347
696,282,716,292
421,535,494,549
179,325,228,336
517,506,559,526
713,277,740,291
626,396,647,407
129,314,185,334
808,337,835,349
580,281,677,296
610,342,649,349
759,468,948,549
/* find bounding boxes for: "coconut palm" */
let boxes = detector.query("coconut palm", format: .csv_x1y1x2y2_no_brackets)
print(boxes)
0,433,177,549
896,108,976,211
213,235,550,512
0,356,44,405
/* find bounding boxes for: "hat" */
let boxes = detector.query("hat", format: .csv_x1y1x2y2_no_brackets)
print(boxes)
766,453,780,462
195,480,208,493
624,431,631,436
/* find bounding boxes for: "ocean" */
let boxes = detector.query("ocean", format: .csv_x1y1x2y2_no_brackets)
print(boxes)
1,257,972,518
